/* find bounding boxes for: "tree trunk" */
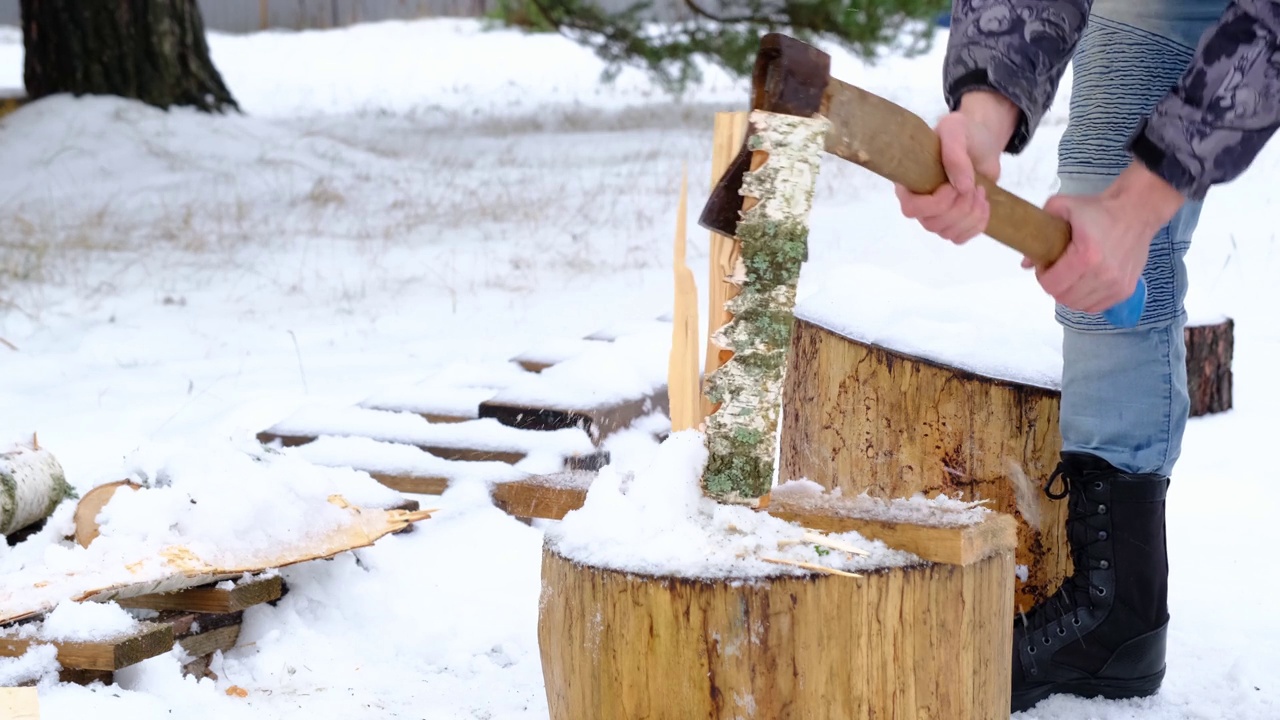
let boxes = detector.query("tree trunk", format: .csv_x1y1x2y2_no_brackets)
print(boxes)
20,0,238,113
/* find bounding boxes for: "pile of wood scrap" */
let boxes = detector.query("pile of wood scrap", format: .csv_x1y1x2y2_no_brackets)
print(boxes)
258,317,674,496
1,444,433,687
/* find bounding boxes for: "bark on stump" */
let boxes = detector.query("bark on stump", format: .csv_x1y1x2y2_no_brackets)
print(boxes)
20,0,237,112
538,539,1015,719
702,110,829,506
778,319,1068,612
1186,318,1233,416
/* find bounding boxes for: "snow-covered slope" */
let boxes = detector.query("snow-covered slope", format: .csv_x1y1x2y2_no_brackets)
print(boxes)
1,17,1277,720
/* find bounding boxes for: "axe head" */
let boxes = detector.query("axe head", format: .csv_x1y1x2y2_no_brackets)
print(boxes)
698,34,832,237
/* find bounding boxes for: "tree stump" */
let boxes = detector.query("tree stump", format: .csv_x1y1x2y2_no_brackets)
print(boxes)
538,531,1016,719
1185,318,1233,416
778,318,1068,612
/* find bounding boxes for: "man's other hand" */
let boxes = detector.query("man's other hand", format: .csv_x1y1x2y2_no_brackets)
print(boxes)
1026,161,1186,314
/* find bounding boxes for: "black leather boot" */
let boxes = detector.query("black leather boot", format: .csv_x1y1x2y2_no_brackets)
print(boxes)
1011,451,1171,713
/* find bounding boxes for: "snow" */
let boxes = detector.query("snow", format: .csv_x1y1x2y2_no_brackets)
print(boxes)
771,479,992,527
0,15,1276,720
40,600,139,642
549,431,922,578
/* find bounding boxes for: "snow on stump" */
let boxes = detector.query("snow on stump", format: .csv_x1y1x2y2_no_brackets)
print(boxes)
2,440,76,539
536,435,1017,719
778,317,1068,612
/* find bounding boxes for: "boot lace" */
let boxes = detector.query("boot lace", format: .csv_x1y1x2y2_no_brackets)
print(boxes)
1017,463,1106,653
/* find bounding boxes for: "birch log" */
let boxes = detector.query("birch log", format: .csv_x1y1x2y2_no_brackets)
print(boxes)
701,110,829,505
1,444,76,536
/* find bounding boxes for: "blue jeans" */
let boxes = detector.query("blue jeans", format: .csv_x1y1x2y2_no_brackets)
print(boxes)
1054,0,1224,476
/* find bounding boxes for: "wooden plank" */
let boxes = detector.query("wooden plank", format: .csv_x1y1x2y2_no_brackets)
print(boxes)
0,687,39,720
477,392,664,443
164,610,244,639
668,166,701,433
491,472,595,521
178,624,241,659
117,575,282,614
766,502,1017,566
0,622,174,671
490,474,1016,565
368,472,451,496
256,431,529,464
701,111,749,421
0,95,27,120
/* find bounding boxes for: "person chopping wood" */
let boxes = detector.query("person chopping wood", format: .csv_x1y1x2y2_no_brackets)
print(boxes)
894,0,1276,712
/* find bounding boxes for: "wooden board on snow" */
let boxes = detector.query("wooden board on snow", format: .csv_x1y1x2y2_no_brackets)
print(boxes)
0,622,174,671
0,687,39,720
478,391,665,443
0,499,433,626
117,575,283,614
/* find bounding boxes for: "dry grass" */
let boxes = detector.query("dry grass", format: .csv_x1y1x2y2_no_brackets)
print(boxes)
1,102,715,316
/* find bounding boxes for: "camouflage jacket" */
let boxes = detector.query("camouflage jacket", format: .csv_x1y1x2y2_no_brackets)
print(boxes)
944,0,1280,200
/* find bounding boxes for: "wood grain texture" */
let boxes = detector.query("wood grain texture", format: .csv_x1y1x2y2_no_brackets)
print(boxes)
538,543,1014,719
701,111,749,421
1185,319,1233,416
0,687,39,720
778,319,1069,611
177,624,241,659
478,393,664,444
117,575,282,614
819,79,1068,266
669,167,701,433
0,622,174,671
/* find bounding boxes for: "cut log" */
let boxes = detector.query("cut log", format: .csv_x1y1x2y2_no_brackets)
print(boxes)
2,443,76,537
778,318,1068,611
73,480,142,548
702,110,830,506
116,575,282,614
1186,318,1233,416
0,622,174,672
538,534,1014,719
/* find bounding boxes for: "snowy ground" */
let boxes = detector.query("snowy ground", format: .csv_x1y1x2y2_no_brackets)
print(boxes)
1,17,1278,720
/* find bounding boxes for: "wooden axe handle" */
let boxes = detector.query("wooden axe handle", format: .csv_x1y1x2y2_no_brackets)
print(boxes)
821,78,1069,267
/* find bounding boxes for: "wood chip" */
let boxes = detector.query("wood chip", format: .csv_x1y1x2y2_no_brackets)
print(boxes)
760,557,862,578
801,531,871,557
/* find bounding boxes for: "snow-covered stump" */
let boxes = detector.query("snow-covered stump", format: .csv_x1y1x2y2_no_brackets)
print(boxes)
702,111,829,506
2,442,76,538
536,434,1017,719
779,318,1069,611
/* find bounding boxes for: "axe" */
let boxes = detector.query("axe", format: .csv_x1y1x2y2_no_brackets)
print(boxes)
698,33,1146,328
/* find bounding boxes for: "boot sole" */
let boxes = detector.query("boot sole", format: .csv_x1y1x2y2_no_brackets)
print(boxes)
1012,668,1165,713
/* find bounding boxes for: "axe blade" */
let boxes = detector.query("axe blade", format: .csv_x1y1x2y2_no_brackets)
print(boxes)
698,33,832,237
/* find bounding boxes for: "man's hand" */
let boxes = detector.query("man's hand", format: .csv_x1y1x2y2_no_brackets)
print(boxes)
895,90,1019,244
1027,161,1186,313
